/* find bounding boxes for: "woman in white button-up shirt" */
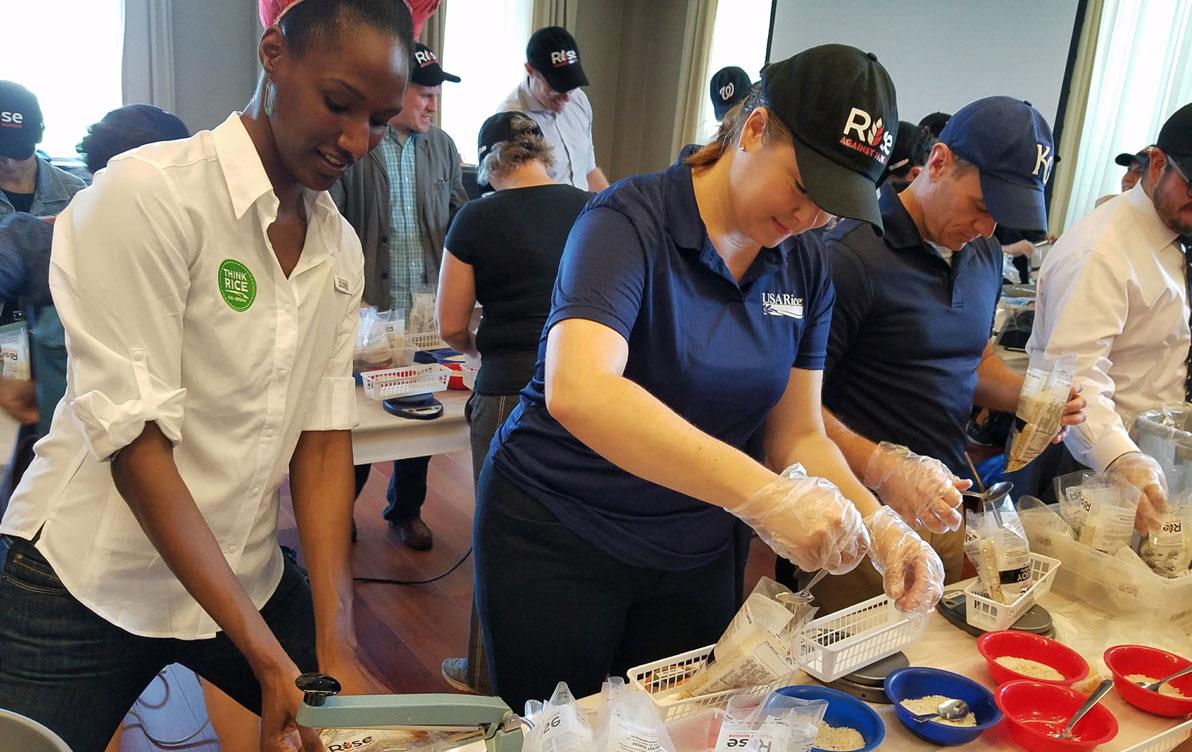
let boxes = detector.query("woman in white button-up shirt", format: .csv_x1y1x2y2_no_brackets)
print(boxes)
0,2,414,750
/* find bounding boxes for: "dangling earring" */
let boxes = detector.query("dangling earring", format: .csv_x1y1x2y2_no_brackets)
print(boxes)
263,78,276,117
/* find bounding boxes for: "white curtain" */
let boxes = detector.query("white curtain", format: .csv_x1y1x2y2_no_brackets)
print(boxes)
532,0,577,31
671,0,719,156
1058,0,1192,231
122,0,176,111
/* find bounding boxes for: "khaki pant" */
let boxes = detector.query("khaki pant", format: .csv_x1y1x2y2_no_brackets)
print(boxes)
808,522,967,616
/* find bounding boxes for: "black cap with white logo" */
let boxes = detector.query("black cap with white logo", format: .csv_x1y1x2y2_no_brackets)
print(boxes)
410,43,460,87
762,45,898,232
526,26,588,93
710,66,752,121
0,81,44,161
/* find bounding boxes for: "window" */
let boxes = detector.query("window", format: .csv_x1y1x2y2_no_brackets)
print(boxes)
0,1,124,159
695,0,772,142
439,0,533,164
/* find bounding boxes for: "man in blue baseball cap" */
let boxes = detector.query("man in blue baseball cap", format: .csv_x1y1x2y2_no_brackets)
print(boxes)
778,96,1086,612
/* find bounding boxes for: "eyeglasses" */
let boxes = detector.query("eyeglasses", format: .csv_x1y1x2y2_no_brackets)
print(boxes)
1168,155,1192,198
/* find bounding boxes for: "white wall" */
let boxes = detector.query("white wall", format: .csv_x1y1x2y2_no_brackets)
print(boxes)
769,0,1081,128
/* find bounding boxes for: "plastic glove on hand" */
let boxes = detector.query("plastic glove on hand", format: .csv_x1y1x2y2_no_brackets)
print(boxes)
730,464,870,575
863,442,966,534
866,506,945,614
1107,451,1168,535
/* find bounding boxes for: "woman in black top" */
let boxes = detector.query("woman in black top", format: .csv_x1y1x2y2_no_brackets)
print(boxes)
434,110,590,693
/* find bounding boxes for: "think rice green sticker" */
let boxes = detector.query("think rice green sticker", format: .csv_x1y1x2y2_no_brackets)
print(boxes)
218,259,256,312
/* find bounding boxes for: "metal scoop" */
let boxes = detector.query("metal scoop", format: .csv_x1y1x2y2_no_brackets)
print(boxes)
1136,664,1192,692
961,480,1013,506
909,698,969,723
1052,679,1113,739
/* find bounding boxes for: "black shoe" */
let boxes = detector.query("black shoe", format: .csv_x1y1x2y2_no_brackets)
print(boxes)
388,516,433,551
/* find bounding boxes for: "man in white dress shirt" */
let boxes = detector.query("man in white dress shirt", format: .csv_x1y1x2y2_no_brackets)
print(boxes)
498,26,609,192
0,1,412,750
1029,102,1192,535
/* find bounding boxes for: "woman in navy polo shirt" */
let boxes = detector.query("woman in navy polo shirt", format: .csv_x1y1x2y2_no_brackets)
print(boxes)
474,45,945,708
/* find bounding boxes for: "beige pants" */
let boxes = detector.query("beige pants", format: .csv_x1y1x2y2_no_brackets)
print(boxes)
808,522,967,616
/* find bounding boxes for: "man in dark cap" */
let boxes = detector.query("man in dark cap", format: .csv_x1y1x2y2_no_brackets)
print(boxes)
333,43,469,551
709,66,752,123
1115,147,1151,192
1030,103,1192,537
498,26,608,191
0,81,85,218
880,120,932,193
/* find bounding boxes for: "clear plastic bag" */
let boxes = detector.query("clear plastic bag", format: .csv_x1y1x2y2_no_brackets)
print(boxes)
0,319,30,380
524,682,594,752
964,497,1032,604
595,677,675,752
1140,490,1192,578
317,726,483,751
1006,352,1076,472
676,578,813,699
1075,477,1140,554
354,306,395,372
714,692,826,752
407,287,436,336
1054,470,1096,534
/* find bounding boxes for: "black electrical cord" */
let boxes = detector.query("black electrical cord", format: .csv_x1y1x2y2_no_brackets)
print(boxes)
353,547,472,585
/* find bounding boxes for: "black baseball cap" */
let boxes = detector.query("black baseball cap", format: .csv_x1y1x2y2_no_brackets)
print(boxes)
710,66,751,121
941,97,1055,231
0,81,44,161
881,120,932,183
410,43,460,87
919,111,951,138
526,26,588,93
1158,103,1192,171
762,44,898,232
476,111,543,191
1114,148,1150,167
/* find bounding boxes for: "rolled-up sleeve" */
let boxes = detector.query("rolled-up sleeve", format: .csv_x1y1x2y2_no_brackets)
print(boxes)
303,229,364,431
50,157,192,461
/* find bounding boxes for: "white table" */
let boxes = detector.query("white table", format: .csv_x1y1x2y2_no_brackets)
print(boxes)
351,386,471,464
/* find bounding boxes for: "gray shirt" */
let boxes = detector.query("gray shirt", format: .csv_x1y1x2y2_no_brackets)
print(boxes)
499,78,597,191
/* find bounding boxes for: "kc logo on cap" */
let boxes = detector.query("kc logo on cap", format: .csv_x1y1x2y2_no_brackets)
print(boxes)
1033,143,1054,182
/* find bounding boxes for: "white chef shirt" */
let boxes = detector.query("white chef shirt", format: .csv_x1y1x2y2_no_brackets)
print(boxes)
499,77,597,191
1027,184,1187,472
0,114,364,639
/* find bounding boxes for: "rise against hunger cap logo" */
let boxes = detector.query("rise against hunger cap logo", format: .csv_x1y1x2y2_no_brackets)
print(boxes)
549,48,579,68
414,47,438,69
840,106,894,166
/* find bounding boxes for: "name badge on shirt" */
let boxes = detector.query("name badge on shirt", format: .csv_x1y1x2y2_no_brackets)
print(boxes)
334,275,351,294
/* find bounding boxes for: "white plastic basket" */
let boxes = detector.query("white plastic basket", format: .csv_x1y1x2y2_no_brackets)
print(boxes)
797,594,930,682
1119,719,1192,752
404,331,449,352
625,645,787,722
963,553,1060,631
360,364,452,400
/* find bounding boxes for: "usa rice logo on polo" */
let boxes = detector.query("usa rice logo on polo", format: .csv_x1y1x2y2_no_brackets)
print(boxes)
218,259,257,312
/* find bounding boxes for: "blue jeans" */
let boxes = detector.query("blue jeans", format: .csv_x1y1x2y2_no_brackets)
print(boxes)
0,538,317,752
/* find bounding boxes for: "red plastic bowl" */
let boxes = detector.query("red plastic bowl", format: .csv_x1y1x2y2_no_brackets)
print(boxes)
994,680,1118,752
1103,645,1192,718
978,631,1090,686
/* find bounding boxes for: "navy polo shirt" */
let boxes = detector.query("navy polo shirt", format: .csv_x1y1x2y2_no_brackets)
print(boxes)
820,186,1002,476
490,161,835,572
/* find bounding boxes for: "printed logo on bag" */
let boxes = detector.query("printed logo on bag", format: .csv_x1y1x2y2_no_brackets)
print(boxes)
719,82,735,102
550,49,579,67
762,292,803,319
414,49,438,68
326,737,374,751
1033,143,1054,183
840,107,894,164
218,259,257,312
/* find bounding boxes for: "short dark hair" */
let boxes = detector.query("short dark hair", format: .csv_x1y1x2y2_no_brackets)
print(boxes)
78,105,190,174
919,111,951,139
278,0,413,57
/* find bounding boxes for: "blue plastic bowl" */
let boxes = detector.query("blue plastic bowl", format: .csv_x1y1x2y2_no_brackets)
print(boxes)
884,667,1003,746
774,685,885,752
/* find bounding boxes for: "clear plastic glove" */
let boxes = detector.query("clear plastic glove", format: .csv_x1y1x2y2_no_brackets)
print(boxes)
1106,451,1168,535
866,506,945,614
729,464,870,575
862,442,968,534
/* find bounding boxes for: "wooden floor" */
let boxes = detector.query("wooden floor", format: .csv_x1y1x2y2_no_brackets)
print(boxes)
111,450,777,750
